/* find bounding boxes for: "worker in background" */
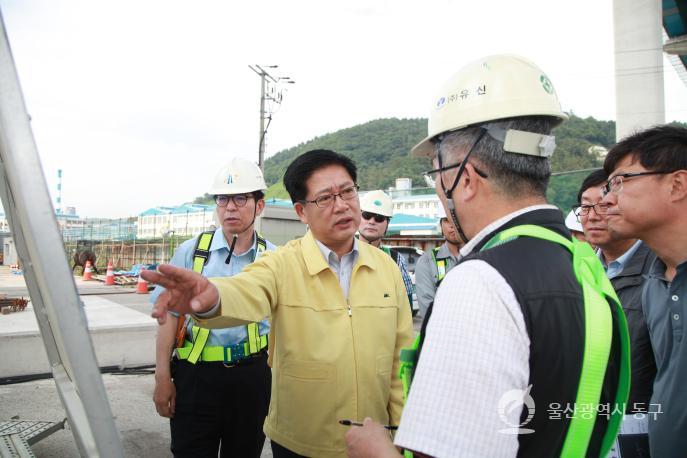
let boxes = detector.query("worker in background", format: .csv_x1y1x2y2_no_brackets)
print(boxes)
601,125,687,458
565,209,587,242
144,149,414,458
358,190,416,315
345,54,628,458
152,157,275,458
414,205,462,317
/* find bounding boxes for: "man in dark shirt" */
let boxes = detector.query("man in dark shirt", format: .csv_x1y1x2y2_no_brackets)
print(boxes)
601,125,687,458
577,170,656,414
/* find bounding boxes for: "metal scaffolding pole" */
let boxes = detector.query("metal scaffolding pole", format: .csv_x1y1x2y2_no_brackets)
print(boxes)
0,7,123,457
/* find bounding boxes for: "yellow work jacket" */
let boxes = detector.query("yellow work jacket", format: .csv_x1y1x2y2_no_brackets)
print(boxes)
193,230,414,457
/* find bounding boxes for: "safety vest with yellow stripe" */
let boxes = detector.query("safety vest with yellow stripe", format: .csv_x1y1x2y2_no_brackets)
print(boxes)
175,230,268,364
398,225,630,457
430,246,447,283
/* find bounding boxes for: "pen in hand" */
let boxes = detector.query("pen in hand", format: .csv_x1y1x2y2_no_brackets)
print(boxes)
339,419,398,430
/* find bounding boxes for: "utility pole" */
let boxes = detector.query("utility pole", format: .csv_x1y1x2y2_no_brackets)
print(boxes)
248,65,295,172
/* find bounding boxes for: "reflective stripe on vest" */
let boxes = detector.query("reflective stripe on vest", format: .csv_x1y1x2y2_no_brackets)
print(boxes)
176,325,268,363
181,231,268,364
482,225,630,457
431,246,447,282
399,224,630,458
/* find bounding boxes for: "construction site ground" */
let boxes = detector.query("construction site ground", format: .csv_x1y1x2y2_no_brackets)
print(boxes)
0,266,422,457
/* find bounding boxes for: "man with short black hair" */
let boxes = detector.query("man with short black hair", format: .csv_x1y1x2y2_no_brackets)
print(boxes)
577,169,657,415
601,125,687,458
144,149,413,458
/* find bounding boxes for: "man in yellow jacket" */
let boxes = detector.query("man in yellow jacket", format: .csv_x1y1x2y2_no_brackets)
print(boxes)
144,149,414,457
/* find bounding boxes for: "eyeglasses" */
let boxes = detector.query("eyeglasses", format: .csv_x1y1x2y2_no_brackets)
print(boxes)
361,211,388,223
423,161,489,182
574,203,609,218
215,194,253,207
601,171,673,197
301,185,360,208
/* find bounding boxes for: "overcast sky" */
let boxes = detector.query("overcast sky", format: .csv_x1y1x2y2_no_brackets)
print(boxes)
2,0,686,218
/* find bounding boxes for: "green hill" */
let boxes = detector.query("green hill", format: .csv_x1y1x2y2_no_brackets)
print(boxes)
262,115,614,209
200,116,684,211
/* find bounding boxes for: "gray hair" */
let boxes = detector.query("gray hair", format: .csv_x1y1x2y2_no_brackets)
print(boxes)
437,116,558,198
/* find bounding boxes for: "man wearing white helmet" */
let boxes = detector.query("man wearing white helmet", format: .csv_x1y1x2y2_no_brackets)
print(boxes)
358,190,415,315
565,209,587,243
414,205,462,317
151,157,275,457
345,55,629,458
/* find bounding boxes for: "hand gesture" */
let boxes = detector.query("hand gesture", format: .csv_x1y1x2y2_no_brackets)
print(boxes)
142,264,220,324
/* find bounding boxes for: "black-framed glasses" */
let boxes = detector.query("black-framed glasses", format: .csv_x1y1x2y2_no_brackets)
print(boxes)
574,203,609,218
215,194,253,207
423,161,489,182
601,171,673,197
361,211,388,223
301,185,360,208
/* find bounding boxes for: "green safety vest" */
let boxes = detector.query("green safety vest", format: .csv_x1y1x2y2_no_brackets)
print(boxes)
177,230,268,364
430,246,447,282
398,224,630,458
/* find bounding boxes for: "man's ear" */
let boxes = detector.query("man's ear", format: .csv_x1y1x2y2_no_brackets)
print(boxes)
294,202,309,224
460,163,482,201
669,170,687,202
255,199,266,216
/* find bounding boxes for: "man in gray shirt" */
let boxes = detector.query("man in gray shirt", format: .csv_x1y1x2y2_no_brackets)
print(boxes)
601,125,687,458
414,206,462,316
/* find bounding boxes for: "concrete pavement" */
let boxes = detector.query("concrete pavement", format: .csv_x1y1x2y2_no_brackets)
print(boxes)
0,266,422,457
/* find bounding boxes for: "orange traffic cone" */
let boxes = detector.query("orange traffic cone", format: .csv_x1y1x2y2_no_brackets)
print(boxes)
105,261,115,286
136,267,148,294
82,260,93,281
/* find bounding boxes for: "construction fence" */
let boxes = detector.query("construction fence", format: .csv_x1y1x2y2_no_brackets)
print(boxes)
60,216,207,271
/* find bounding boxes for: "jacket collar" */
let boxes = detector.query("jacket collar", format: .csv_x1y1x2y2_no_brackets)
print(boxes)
612,241,655,279
302,230,375,276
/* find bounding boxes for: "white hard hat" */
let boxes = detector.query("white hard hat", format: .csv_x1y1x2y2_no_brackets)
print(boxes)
436,204,447,219
565,210,583,233
360,190,393,217
208,157,267,195
412,54,568,157
436,204,447,232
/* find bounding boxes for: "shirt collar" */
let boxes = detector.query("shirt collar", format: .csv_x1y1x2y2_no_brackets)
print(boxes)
459,204,559,257
598,239,642,270
315,236,359,265
209,228,257,257
302,230,363,276
437,242,460,261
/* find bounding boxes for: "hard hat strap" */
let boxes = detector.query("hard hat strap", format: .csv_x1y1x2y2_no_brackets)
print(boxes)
438,128,487,244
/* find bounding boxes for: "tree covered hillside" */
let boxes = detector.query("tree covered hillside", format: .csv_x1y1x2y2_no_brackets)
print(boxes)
197,116,684,212
263,118,430,191
262,115,615,210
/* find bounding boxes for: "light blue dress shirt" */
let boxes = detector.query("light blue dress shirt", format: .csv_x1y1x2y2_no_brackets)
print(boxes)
315,238,359,299
600,239,643,279
150,228,275,346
